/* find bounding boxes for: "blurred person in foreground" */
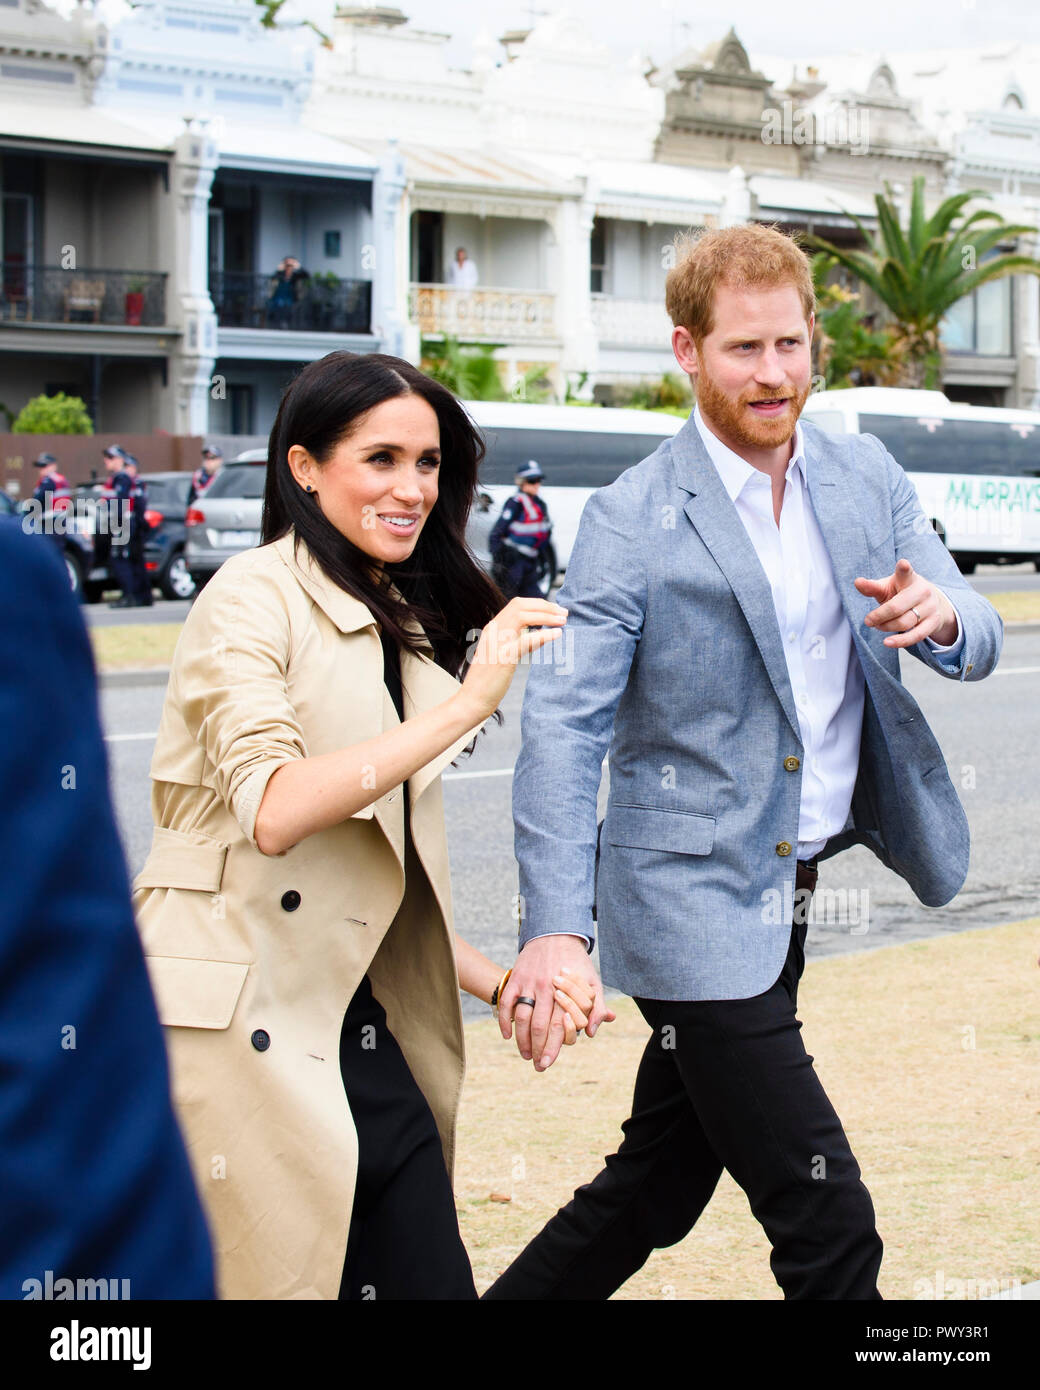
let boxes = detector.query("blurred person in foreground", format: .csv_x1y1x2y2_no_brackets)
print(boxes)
0,518,214,1300
130,351,610,1300
487,223,1003,1301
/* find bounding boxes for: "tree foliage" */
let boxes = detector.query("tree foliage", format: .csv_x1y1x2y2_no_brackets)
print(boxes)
803,176,1040,389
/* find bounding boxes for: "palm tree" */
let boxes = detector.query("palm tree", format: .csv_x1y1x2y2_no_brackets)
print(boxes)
803,176,1040,389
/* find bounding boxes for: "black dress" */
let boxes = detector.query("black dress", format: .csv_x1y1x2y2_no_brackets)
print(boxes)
337,628,476,1300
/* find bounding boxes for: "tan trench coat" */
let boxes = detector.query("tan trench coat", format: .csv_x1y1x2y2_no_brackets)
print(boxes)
132,530,485,1300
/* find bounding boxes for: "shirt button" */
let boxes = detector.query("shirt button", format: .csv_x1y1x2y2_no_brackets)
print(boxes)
797,692,809,707
776,841,793,857
251,1029,271,1052
787,631,797,643
783,756,800,772
280,890,301,912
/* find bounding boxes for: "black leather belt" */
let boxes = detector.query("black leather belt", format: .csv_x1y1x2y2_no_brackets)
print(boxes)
795,857,819,895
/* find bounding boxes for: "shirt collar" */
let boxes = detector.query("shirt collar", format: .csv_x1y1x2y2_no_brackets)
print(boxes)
693,403,806,502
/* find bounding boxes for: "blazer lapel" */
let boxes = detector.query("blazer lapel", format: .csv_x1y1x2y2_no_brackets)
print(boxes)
801,435,898,683
671,416,802,742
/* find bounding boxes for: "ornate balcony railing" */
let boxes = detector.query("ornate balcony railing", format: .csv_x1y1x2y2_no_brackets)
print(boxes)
409,284,556,341
211,272,372,334
590,294,673,348
0,262,168,327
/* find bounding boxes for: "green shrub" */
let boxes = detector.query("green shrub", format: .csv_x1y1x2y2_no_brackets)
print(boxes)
12,392,94,435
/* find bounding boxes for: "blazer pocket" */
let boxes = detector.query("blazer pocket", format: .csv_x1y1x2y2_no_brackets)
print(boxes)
606,804,715,856
145,956,249,1030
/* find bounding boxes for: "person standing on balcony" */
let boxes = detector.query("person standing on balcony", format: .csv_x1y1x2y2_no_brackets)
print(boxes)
489,461,553,599
188,444,223,505
449,247,479,289
267,256,309,329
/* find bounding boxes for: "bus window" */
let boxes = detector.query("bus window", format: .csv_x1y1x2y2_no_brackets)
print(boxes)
860,414,1040,477
476,428,673,488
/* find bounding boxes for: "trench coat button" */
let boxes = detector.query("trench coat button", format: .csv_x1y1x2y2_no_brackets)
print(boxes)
783,755,800,772
251,1029,271,1052
280,889,301,912
966,663,974,674
776,841,793,857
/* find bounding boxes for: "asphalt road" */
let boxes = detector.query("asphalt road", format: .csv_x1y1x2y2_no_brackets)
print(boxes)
100,625,1040,1021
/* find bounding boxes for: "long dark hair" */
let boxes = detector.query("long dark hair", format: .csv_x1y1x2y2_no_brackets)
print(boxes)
262,351,503,676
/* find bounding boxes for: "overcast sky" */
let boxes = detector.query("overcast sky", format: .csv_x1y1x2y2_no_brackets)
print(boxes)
317,0,1040,69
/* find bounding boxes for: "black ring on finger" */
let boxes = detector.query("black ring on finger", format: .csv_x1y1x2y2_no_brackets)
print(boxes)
515,996,536,1009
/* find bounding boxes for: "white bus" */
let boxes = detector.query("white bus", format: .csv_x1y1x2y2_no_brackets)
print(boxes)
463,401,684,588
801,387,1040,573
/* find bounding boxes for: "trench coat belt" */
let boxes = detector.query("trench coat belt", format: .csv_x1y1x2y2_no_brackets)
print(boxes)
133,825,229,893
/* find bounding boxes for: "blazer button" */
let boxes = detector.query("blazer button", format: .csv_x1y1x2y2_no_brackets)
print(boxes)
280,890,301,912
251,1029,271,1052
776,841,793,857
783,756,800,772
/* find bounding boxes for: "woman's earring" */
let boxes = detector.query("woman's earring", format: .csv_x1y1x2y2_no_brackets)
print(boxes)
305,484,314,493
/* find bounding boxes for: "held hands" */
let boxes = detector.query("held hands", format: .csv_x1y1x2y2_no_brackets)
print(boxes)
856,558,958,648
499,935,616,1072
459,597,567,721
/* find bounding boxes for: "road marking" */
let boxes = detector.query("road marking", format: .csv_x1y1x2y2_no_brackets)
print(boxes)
104,731,158,742
443,767,514,781
993,666,1040,677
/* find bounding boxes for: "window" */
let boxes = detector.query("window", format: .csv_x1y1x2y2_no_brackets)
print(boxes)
590,217,607,295
477,427,671,488
860,414,1040,477
203,464,267,499
939,263,1013,356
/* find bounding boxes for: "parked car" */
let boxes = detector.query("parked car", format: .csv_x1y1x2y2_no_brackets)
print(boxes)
184,450,266,590
16,488,105,601
138,471,197,600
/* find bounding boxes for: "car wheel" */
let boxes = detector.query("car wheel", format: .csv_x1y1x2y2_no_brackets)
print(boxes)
161,551,198,601
953,553,977,574
536,545,558,598
64,549,85,600
83,581,106,604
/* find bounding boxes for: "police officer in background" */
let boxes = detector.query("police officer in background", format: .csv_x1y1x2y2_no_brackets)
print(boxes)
489,461,553,599
123,456,153,608
188,444,223,504
99,445,132,603
31,453,71,510
107,450,151,608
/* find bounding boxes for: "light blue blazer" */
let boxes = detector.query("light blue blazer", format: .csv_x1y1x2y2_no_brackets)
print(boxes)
512,413,1004,1000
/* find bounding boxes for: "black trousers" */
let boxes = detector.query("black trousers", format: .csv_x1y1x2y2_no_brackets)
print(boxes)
338,974,476,1301
484,910,883,1301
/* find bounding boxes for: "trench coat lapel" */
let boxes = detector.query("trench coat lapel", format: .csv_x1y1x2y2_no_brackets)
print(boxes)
670,415,802,743
401,646,485,805
274,532,484,810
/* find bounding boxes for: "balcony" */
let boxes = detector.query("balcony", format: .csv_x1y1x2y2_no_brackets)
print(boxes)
590,295,673,349
0,263,168,327
409,284,556,343
210,272,372,334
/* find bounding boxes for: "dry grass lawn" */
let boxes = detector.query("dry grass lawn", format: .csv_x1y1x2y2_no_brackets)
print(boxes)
90,623,181,671
457,917,1040,1300
985,591,1040,624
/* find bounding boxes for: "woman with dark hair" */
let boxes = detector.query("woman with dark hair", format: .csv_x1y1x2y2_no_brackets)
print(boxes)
132,351,610,1300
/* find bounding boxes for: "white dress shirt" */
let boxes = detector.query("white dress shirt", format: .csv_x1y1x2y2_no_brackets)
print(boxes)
694,405,963,860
